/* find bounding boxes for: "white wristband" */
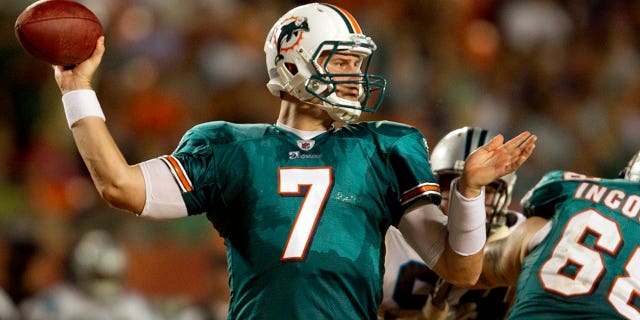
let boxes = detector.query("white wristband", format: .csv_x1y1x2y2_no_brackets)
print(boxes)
447,178,486,256
62,89,105,128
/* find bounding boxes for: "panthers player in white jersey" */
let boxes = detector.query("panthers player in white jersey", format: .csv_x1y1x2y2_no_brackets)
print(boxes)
20,230,158,320
380,127,526,320
50,3,536,318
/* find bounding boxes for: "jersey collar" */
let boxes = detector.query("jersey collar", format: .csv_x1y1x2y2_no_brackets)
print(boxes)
275,121,330,140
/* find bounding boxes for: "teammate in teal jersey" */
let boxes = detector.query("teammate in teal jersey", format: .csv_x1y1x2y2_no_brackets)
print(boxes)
50,3,536,319
476,149,640,319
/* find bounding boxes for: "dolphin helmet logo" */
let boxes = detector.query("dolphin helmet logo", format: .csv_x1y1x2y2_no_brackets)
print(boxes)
274,16,309,63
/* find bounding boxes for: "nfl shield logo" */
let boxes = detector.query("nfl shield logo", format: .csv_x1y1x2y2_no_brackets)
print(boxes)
297,140,315,151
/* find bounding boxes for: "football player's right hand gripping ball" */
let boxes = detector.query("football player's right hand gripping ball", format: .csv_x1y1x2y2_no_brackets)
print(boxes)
15,0,103,68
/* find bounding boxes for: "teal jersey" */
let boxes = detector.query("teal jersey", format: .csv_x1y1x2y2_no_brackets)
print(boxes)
163,121,440,319
508,170,640,320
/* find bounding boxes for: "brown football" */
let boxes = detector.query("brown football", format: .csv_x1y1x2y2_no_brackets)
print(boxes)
15,0,103,67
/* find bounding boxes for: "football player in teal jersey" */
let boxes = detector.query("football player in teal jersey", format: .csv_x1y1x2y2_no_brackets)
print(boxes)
476,149,640,319
50,3,536,319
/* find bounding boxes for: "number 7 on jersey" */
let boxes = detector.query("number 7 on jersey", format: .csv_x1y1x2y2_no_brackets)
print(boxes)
279,167,333,261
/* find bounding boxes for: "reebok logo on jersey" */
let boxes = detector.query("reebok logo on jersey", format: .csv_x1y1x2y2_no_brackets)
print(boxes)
289,151,321,160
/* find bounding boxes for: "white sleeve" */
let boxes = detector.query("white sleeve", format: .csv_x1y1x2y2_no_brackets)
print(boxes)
397,201,448,268
138,158,188,219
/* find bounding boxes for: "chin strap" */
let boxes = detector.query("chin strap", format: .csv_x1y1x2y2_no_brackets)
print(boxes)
323,105,361,123
321,93,362,123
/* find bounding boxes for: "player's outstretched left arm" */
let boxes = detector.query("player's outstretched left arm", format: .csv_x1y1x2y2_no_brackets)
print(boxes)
433,131,536,286
52,36,146,214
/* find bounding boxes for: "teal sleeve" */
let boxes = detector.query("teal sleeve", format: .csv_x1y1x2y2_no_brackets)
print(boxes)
171,129,218,216
388,129,441,224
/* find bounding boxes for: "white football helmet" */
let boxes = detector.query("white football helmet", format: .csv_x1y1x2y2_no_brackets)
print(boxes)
430,127,517,229
264,3,386,123
71,230,126,304
621,149,640,182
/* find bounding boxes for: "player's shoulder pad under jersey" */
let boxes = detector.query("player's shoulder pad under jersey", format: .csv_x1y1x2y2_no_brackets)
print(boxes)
340,121,426,149
362,120,420,137
175,121,272,154
188,121,272,142
520,170,595,218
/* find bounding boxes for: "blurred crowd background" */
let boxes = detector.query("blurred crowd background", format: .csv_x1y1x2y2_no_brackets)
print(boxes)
0,0,639,318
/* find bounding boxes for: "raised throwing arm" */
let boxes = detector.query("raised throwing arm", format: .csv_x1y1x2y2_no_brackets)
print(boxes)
53,36,146,214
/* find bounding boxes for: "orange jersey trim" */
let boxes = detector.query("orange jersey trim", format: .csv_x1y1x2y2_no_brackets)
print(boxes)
401,183,440,204
160,155,193,193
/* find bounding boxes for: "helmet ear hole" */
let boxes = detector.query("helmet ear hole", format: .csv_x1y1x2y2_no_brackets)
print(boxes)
285,63,298,75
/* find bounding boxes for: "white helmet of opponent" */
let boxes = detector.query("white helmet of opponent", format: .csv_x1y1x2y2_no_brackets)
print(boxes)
264,3,386,123
71,230,127,304
430,127,517,226
621,149,640,182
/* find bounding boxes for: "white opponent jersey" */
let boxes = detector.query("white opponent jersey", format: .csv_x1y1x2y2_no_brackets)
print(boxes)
380,211,526,318
20,283,158,320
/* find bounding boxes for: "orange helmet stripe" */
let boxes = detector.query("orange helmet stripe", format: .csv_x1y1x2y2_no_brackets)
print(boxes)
325,4,362,34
